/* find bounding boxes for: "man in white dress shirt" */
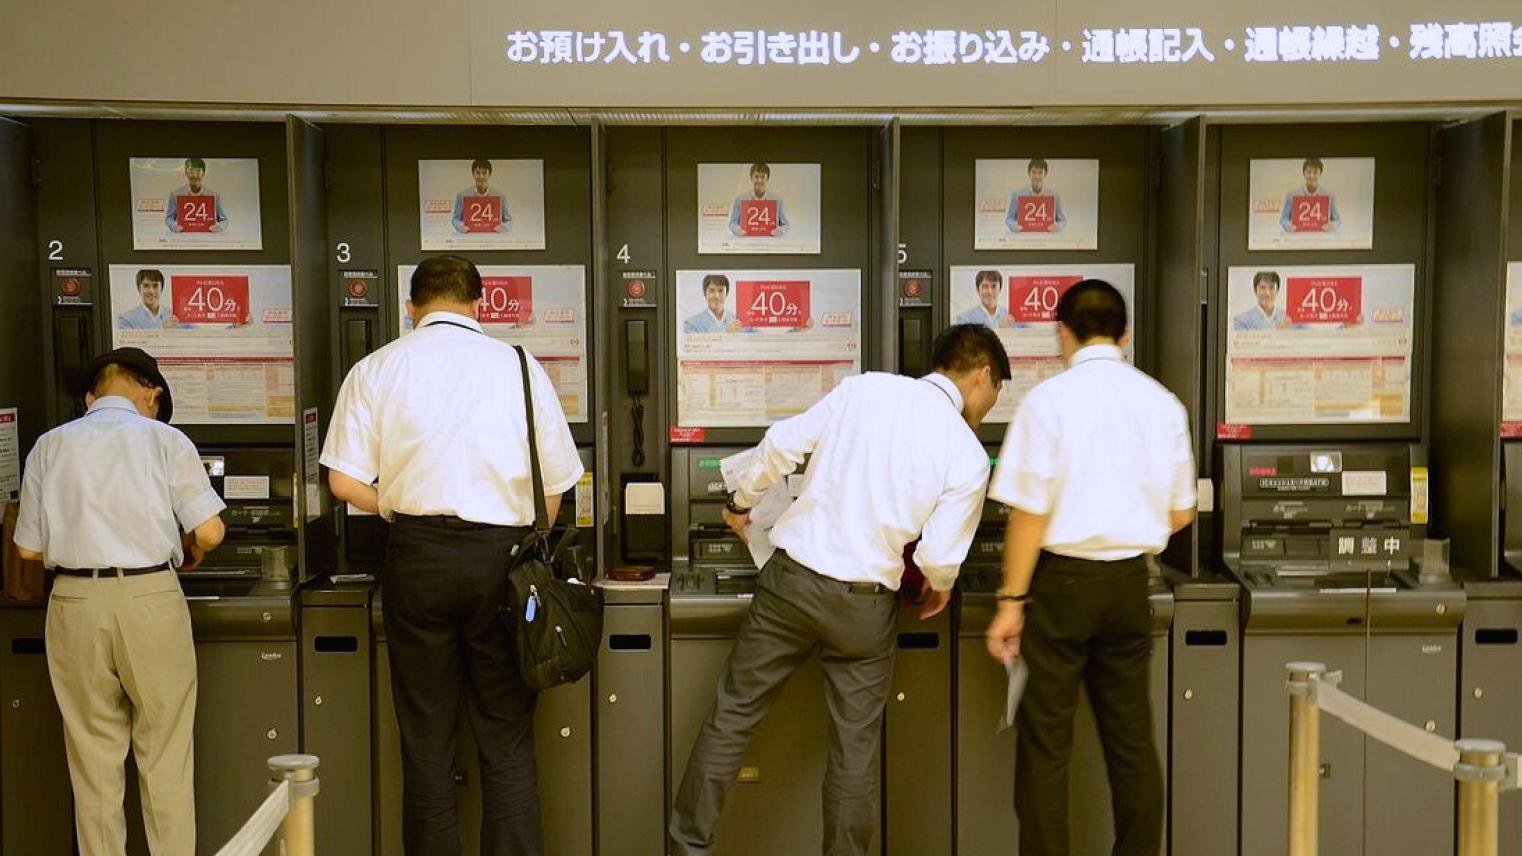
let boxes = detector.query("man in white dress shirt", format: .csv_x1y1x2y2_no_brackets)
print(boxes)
322,255,582,856
985,279,1195,856
669,324,1009,856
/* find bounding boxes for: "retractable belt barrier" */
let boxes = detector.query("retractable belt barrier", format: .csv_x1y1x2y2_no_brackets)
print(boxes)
1285,663,1517,856
214,755,321,856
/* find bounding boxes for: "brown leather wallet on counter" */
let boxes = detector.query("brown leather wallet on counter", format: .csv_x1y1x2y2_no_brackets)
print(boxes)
605,565,656,582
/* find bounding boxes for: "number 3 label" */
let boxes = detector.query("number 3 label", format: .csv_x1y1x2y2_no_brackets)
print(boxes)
335,242,351,263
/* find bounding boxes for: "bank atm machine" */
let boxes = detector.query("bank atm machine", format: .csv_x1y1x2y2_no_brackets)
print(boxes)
656,126,885,855
13,118,306,854
1210,122,1464,856
328,124,603,856
898,124,1198,854
0,115,67,856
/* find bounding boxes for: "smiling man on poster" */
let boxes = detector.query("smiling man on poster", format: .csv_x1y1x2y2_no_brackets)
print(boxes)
116,269,178,330
1005,158,1067,234
1278,157,1341,233
955,270,1014,328
452,158,513,234
1232,271,1290,331
728,163,790,238
164,158,228,234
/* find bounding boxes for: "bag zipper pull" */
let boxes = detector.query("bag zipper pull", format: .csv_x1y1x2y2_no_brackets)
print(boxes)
555,624,567,647
526,584,539,623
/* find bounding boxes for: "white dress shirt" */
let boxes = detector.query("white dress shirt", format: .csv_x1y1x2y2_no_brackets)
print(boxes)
320,311,583,526
731,372,990,592
989,344,1195,561
14,397,225,569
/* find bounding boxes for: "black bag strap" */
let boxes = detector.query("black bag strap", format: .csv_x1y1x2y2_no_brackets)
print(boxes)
514,345,551,539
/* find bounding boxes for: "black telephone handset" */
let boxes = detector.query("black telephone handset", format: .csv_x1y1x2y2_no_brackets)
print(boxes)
625,320,649,466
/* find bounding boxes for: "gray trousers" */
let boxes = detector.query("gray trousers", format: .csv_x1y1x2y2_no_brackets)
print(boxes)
669,551,900,856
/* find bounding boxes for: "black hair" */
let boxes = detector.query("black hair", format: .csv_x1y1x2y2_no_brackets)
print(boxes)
1302,157,1324,172
471,158,493,174
184,157,206,171
932,324,1012,384
748,163,771,178
1253,270,1281,291
136,269,165,288
410,255,484,306
701,274,730,294
1028,158,1049,173
1055,279,1128,342
974,270,1003,289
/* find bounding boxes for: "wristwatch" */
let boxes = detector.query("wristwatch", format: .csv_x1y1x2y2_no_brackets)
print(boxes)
725,495,752,516
994,588,1032,604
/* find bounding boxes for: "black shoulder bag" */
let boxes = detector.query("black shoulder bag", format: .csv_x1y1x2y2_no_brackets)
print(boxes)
504,345,604,691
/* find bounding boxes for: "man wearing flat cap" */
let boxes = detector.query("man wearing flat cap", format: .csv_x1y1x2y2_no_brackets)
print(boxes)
11,347,226,856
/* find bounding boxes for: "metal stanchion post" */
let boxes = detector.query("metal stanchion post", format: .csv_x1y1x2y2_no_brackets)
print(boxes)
269,754,321,856
1455,739,1505,856
1286,662,1326,856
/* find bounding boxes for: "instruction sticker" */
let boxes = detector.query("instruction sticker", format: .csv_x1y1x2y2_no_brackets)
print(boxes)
224,475,271,501
0,408,18,501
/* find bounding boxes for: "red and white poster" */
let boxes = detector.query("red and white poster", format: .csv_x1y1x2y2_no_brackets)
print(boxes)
0,407,18,501
676,268,860,427
697,163,822,255
974,159,1099,251
1226,264,1414,425
1248,158,1375,251
110,265,293,425
1503,264,1522,432
129,157,263,251
398,264,588,422
949,264,1136,423
417,159,546,251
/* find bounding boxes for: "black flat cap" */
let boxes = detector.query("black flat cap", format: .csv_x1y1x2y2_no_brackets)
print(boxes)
80,347,174,423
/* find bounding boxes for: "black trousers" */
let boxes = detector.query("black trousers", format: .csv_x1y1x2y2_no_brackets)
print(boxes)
382,515,541,856
1015,552,1162,856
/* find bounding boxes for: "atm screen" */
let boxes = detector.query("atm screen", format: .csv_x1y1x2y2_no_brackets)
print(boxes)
674,268,861,428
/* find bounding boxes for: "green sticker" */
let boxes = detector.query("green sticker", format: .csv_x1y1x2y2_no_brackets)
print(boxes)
699,458,722,469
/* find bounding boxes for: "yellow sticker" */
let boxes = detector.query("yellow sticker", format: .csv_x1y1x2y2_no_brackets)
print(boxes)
575,473,595,528
1410,466,1429,525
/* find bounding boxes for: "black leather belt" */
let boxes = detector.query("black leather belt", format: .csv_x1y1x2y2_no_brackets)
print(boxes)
393,513,512,531
55,564,170,578
776,550,890,595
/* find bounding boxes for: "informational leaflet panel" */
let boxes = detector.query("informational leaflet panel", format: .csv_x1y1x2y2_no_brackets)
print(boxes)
1503,263,1522,429
697,163,822,255
129,157,263,251
1248,157,1375,251
1225,264,1415,425
676,268,860,427
949,264,1135,423
398,264,588,422
417,159,546,251
0,407,18,501
974,158,1099,251
110,265,294,425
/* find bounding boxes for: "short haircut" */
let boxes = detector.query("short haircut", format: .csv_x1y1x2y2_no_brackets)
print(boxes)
91,362,155,397
932,324,1012,384
975,270,1003,289
184,157,206,171
1028,158,1049,173
748,162,771,178
1302,157,1324,172
1056,279,1128,342
471,158,493,173
410,255,484,306
136,268,165,289
702,274,730,294
1253,270,1281,291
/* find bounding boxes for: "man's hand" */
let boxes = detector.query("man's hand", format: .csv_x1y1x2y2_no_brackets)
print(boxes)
179,533,208,572
170,222,184,233
722,507,751,543
986,601,1025,663
164,315,179,329
918,576,951,620
211,222,225,233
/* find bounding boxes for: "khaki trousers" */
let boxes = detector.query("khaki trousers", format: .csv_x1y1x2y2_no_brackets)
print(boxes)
46,570,197,856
